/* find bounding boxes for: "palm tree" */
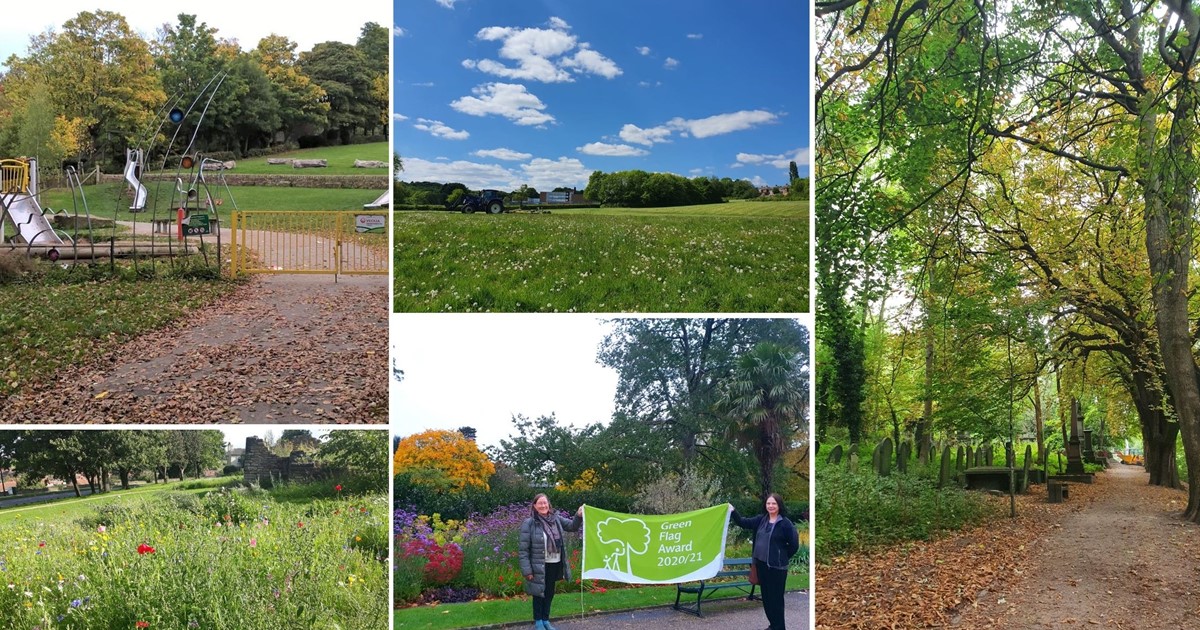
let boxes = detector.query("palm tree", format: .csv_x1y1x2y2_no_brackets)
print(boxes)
717,342,807,500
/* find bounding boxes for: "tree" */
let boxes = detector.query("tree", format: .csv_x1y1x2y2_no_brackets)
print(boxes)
4,10,165,169
393,429,495,491
253,34,329,141
788,160,800,184
717,342,809,500
599,318,808,488
299,40,378,144
319,430,388,491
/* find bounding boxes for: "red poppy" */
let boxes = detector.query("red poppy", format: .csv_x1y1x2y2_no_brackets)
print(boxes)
136,622,150,628
335,484,342,492
37,542,45,548
297,522,305,528
137,544,156,555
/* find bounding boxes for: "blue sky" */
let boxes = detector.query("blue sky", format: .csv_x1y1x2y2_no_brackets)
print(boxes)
393,0,809,192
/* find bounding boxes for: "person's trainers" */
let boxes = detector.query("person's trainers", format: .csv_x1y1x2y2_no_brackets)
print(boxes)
534,622,546,630
544,623,559,630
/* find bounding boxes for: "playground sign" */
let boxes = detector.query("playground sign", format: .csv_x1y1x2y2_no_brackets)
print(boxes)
181,212,211,236
354,214,386,233
581,504,730,584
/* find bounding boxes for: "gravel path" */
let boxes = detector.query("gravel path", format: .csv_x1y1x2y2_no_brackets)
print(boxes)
953,465,1200,629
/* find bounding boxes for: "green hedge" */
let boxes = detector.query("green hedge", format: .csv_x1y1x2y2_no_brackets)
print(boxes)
393,474,635,520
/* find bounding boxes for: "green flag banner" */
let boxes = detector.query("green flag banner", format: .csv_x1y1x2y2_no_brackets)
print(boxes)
581,504,730,584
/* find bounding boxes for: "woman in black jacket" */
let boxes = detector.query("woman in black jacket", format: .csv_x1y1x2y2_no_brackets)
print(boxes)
519,494,583,630
730,493,800,630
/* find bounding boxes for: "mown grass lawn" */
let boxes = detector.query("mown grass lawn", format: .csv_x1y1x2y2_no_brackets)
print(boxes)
0,482,388,629
393,201,808,313
40,184,386,226
142,142,389,176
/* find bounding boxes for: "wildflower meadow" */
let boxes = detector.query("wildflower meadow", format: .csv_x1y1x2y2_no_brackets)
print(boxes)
0,481,388,629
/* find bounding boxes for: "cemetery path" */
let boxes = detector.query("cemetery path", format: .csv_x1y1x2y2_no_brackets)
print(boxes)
952,464,1200,629
1,274,388,423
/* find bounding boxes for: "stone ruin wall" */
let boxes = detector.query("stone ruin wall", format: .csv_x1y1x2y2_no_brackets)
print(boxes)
241,437,325,485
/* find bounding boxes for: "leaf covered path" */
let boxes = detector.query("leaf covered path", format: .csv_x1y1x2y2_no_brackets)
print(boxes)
2,274,387,423
817,465,1200,628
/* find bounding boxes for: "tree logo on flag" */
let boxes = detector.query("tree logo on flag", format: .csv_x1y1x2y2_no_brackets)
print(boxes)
596,517,650,574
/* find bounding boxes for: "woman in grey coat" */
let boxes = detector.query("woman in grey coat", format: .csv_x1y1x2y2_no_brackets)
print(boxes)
519,494,583,630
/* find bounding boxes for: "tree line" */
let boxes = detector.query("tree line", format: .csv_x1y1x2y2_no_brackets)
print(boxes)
0,430,226,497
0,11,388,172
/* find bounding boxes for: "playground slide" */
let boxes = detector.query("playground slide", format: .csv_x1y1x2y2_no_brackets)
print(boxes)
363,189,390,209
5,195,63,245
124,153,147,210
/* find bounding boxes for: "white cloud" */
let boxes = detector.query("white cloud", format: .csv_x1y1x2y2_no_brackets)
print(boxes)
636,46,651,56
464,19,621,83
435,0,457,8
687,33,703,39
664,57,679,69
451,83,555,126
619,123,673,146
393,113,409,121
413,118,469,140
412,82,435,87
668,110,778,138
399,156,592,190
577,142,649,157
394,26,407,37
520,157,592,190
751,175,768,187
637,80,662,88
735,147,809,169
561,48,622,79
473,148,534,161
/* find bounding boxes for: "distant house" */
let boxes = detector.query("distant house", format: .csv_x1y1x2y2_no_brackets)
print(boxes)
540,189,585,204
227,448,246,467
758,185,790,197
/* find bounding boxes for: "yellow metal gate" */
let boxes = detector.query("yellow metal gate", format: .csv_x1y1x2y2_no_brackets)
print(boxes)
230,211,388,277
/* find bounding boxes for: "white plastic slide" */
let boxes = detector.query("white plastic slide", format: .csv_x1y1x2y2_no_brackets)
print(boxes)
124,149,147,210
363,189,390,209
5,194,63,245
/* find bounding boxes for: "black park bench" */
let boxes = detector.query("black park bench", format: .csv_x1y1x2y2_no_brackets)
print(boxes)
672,557,758,617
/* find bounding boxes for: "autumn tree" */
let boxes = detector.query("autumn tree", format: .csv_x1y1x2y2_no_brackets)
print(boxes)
393,429,496,491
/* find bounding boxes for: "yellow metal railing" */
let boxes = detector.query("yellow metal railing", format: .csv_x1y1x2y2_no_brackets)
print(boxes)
230,210,388,277
0,159,30,194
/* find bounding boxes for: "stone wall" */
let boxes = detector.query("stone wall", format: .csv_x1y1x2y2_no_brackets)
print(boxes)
100,173,388,190
241,437,326,485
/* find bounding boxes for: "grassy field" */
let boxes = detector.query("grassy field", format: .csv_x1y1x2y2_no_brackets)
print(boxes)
0,477,237,526
39,184,386,226
145,142,389,176
0,480,388,629
393,200,808,313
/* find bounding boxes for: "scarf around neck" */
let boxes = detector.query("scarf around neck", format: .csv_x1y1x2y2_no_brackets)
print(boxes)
533,509,560,556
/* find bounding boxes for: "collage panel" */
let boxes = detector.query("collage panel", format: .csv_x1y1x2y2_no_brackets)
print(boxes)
0,426,390,627
0,2,390,423
390,315,812,628
392,0,809,314
815,2,1200,630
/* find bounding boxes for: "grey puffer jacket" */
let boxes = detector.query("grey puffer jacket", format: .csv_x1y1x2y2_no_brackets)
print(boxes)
519,512,583,597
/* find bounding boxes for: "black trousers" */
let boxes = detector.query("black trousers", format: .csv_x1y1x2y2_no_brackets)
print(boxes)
756,558,789,630
532,561,564,621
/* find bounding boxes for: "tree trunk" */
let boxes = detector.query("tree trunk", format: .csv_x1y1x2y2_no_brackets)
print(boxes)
1033,376,1045,468
70,475,81,498
1140,87,1200,521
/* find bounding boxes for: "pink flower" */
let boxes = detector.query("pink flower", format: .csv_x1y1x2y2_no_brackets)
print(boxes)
250,538,258,548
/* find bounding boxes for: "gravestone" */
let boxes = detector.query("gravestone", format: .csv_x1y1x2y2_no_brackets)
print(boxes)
875,438,893,476
956,446,965,471
848,452,859,473
983,445,994,466
897,441,911,474
918,438,932,465
827,444,844,465
964,446,974,469
938,445,952,488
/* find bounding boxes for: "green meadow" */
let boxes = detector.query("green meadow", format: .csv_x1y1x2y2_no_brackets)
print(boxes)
392,200,808,313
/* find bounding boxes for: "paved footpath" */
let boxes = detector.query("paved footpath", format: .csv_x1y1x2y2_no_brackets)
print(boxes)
500,591,809,630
